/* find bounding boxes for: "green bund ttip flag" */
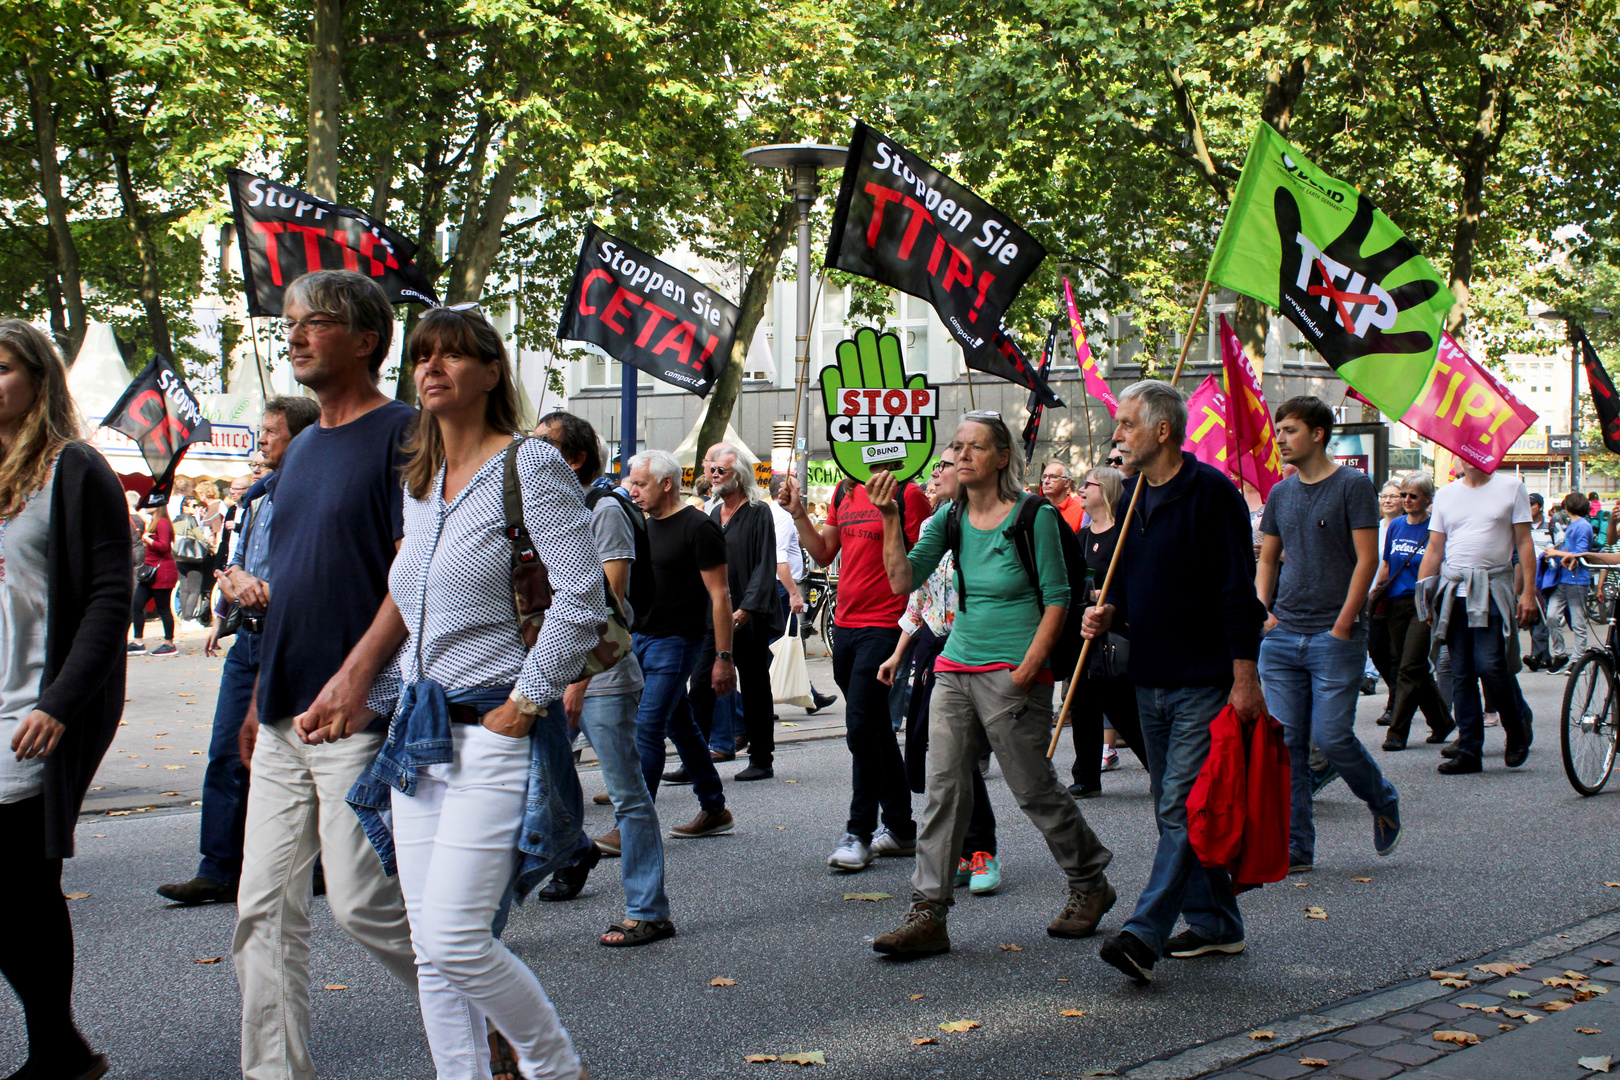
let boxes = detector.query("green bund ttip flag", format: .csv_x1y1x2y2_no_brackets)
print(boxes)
1207,123,1456,418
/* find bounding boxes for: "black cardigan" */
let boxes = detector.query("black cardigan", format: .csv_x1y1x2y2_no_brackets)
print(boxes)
36,441,131,859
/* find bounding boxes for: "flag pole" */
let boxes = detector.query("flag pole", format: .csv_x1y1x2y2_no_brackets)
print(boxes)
248,316,269,400
1077,344,1098,466
788,274,826,483
965,363,976,409
1047,278,1213,759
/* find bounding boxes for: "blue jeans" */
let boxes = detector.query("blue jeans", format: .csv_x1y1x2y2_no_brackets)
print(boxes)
1123,683,1244,954
579,691,669,922
1446,602,1529,762
1259,628,1399,863
198,630,260,884
633,634,725,814
707,691,744,755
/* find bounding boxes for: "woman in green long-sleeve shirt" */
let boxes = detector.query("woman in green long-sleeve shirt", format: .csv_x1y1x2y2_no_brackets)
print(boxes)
863,411,1116,959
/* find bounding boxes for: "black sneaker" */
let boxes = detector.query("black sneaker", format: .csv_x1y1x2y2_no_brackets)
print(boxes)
1376,708,1392,727
1164,929,1246,958
805,690,838,715
1524,653,1543,672
537,843,601,901
1360,676,1378,696
127,641,147,654
1548,654,1570,673
156,876,236,905
1505,740,1529,768
1438,755,1482,774
1099,930,1156,983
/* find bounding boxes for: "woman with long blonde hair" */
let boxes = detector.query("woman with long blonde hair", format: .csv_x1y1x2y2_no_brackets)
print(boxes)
0,319,130,1079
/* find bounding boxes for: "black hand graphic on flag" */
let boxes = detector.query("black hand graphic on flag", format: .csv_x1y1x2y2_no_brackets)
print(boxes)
1274,188,1442,369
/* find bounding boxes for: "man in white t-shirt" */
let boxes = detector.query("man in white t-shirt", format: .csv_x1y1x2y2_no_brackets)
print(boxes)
1416,463,1538,773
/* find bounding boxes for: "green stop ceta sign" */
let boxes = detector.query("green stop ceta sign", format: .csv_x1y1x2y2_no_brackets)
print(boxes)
821,327,937,484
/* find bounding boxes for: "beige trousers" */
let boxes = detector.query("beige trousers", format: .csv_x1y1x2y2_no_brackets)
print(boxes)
233,720,417,1080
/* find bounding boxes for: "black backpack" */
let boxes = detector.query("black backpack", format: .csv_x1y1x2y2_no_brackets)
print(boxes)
585,486,654,633
943,494,1089,679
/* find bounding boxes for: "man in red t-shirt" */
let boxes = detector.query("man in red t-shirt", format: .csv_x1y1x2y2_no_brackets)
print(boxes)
1040,462,1086,533
782,465,931,872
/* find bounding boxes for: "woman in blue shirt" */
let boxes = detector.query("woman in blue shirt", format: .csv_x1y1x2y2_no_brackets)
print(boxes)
1374,471,1452,751
1544,491,1595,662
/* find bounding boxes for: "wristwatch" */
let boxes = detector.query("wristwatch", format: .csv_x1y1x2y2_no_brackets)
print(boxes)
508,690,542,715
716,651,734,662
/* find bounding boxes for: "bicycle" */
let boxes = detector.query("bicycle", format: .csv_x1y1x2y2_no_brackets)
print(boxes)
1560,556,1620,795
801,567,837,654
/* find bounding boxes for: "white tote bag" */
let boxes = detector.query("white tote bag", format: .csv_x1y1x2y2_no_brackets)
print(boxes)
770,631,815,708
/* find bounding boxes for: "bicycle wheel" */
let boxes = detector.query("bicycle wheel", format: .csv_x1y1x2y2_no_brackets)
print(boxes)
817,596,836,655
1561,652,1619,796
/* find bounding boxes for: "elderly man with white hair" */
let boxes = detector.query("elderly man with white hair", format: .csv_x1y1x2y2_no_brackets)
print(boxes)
689,445,785,780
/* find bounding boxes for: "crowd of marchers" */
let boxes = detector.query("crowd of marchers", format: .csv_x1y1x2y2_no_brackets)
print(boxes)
0,268,1572,1080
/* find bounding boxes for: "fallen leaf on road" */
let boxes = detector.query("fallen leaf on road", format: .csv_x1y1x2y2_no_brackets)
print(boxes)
193,957,222,964
1305,907,1328,920
89,834,105,838
119,721,127,725
126,754,140,759
154,746,172,750
1293,881,1309,887
1458,1003,1481,1010
1059,1009,1087,1017
779,722,799,728
1476,962,1530,977
844,892,891,902
135,765,149,769
164,765,185,769
711,977,737,986
938,1020,979,1033
190,750,202,754
1299,1058,1330,1067
1434,1030,1480,1046
162,791,183,796
1579,1055,1612,1073
782,780,799,784
1579,987,1611,998
1351,877,1372,883
778,1052,824,1066
1503,1008,1531,1018
323,984,347,990
910,1037,936,1045
177,692,195,697
909,994,925,1000
744,1055,778,1064
63,892,90,900
1440,978,1470,989
998,944,1023,951
776,826,788,830
1579,1028,1603,1035
1568,971,1596,980
1544,1001,1576,1012
1606,883,1620,888
1509,990,1530,998
1598,959,1616,966
1248,1030,1275,1040
1547,976,1585,989
1499,1023,1514,1030
1525,1015,1542,1023
106,810,131,817
1480,1006,1501,1013
1431,970,1470,980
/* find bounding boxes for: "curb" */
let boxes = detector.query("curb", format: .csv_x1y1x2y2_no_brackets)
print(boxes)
1120,905,1620,1080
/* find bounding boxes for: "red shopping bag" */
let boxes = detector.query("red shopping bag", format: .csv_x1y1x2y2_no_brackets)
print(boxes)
1187,705,1246,870
1234,712,1291,889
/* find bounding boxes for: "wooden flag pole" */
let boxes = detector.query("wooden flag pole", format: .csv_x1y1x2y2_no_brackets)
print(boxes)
965,363,976,409
1046,278,1214,759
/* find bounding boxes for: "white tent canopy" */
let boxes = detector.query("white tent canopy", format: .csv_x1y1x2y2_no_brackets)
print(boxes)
67,322,134,432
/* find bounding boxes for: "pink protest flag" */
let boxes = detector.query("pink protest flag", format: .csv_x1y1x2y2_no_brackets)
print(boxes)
1063,278,1120,418
1184,375,1239,475
1219,315,1283,499
1349,332,1536,473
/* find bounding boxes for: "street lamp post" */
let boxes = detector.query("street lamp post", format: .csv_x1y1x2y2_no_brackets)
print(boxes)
743,142,848,493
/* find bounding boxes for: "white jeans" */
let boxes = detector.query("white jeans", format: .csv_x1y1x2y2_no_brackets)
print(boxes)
234,720,418,1080
392,722,580,1080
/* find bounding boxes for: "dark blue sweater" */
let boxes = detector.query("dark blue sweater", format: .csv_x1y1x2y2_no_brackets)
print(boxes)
1107,452,1266,688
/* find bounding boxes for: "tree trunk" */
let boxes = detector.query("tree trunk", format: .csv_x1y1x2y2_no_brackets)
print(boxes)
696,201,797,467
26,54,87,358
305,0,344,201
395,135,449,404
44,228,67,348
1444,68,1502,334
367,138,394,220
95,67,173,359
445,150,523,304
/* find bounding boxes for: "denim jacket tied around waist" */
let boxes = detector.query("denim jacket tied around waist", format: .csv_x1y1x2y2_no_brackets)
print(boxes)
347,678,587,902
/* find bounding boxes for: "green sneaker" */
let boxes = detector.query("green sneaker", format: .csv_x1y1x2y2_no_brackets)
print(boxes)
954,857,971,887
967,852,1000,895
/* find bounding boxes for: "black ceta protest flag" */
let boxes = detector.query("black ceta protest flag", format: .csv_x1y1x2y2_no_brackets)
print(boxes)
101,355,213,508
557,223,739,397
1021,319,1061,461
1579,326,1620,454
227,169,439,317
825,121,1059,406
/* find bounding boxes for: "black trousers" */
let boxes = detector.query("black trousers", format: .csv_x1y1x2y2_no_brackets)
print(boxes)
1384,595,1452,741
834,625,915,844
690,620,776,768
0,796,94,1073
904,626,997,857
1069,672,1145,790
131,582,174,640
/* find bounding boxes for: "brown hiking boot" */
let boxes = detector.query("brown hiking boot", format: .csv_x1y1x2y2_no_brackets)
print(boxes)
1047,878,1117,938
873,901,950,956
670,808,734,838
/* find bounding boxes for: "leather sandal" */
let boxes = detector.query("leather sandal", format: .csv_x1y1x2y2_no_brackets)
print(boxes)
487,1029,518,1080
600,918,676,947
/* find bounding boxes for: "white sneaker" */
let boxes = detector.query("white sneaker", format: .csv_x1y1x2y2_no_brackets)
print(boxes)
1101,748,1121,771
828,833,873,872
870,827,916,857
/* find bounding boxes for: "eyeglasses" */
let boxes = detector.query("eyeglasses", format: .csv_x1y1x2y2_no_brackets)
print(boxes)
280,315,347,335
1080,480,1102,490
1042,473,1067,482
1106,456,1125,466
1401,492,1426,500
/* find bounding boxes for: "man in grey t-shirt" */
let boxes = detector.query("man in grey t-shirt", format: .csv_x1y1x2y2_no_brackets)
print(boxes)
532,412,673,946
1256,397,1400,876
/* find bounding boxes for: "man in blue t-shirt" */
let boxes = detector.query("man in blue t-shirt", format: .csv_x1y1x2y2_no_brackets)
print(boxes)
1256,397,1400,876
1545,492,1595,663
231,271,420,1079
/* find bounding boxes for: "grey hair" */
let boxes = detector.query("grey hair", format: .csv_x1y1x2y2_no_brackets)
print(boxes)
1401,470,1435,499
1086,466,1125,510
628,448,681,488
954,411,1025,505
1043,461,1073,480
1380,479,1402,495
283,270,394,380
1118,380,1187,445
709,443,760,502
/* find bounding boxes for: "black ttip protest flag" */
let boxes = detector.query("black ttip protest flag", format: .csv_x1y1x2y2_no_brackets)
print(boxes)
101,354,214,507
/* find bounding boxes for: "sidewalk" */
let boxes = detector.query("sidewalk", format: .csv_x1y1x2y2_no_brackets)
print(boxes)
1127,908,1620,1080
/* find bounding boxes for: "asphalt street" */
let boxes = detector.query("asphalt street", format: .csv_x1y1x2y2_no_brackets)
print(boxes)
10,622,1620,1079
